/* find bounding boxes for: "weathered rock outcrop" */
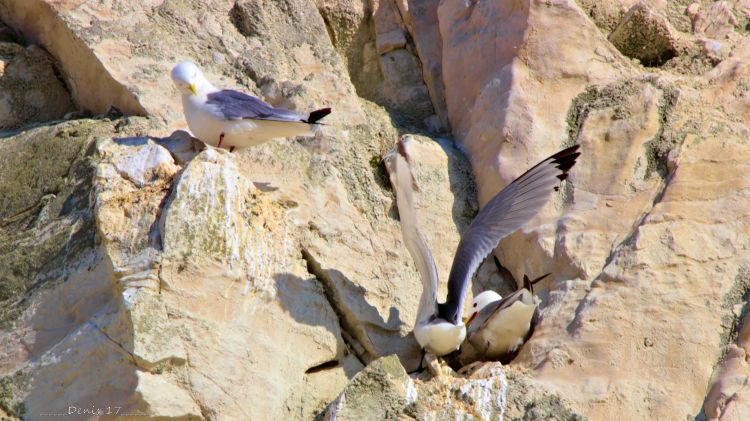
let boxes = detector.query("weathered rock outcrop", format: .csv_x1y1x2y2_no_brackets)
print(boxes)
431,0,750,419
0,1,477,419
323,355,585,420
1,0,750,420
0,39,75,130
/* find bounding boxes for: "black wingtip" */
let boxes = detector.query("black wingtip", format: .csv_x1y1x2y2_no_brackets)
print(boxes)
523,272,551,294
550,144,581,158
306,107,331,124
512,144,581,189
551,145,580,185
530,272,551,285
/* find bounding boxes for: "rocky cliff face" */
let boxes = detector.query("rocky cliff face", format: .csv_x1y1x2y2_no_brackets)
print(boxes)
0,1,749,420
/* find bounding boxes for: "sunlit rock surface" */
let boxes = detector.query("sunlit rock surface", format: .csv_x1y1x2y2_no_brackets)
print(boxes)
1,0,750,420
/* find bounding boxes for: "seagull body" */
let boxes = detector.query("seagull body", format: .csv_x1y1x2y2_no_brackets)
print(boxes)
385,141,464,356
470,294,534,356
385,138,580,363
170,61,330,150
413,320,467,356
461,274,548,363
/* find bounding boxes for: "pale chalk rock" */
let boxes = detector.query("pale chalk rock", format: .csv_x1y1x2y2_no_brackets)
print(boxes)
325,356,584,420
394,0,449,129
702,345,750,421
110,142,178,188
609,2,679,66
689,1,738,39
134,371,202,418
0,120,151,419
375,29,407,54
0,42,75,129
6,0,750,419
436,0,750,420
372,0,438,129
0,1,480,417
0,1,477,420
157,147,353,419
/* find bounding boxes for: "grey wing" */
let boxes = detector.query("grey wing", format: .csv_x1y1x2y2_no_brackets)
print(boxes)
205,89,304,122
525,306,540,343
384,138,439,320
437,145,581,324
466,289,527,336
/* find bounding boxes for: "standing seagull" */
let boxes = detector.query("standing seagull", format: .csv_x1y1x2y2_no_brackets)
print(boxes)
170,61,331,151
459,272,550,365
385,138,580,372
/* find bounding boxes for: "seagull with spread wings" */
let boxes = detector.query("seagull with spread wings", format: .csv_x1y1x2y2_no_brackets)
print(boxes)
385,138,580,372
170,61,330,151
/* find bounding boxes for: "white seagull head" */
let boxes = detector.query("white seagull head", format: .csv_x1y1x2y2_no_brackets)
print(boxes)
465,290,502,325
171,61,209,96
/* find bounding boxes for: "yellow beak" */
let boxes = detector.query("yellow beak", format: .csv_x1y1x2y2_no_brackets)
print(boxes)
189,83,197,95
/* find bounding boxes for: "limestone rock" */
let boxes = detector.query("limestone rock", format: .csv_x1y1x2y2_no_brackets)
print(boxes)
314,0,382,107
1,2,473,419
398,0,449,130
325,356,584,420
0,42,75,129
134,371,202,418
110,142,178,189
0,118,168,419
689,1,738,39
4,0,750,419
437,0,750,419
375,29,407,54
0,0,148,117
609,2,679,66
323,355,414,420
395,134,484,298
372,0,407,55
379,48,436,128
702,345,750,421
0,119,116,332
155,145,350,419
371,0,437,129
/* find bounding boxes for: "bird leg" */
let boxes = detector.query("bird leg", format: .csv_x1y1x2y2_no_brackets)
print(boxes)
217,133,225,149
424,352,449,380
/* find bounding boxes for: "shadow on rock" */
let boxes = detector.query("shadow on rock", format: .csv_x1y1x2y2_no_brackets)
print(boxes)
274,265,422,373
273,272,363,379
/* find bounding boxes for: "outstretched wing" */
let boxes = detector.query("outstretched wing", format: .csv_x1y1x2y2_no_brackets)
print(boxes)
437,145,581,324
384,138,439,323
205,89,305,122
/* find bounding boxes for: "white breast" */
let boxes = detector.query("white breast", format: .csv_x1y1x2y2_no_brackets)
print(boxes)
183,95,225,147
469,301,536,358
415,320,466,356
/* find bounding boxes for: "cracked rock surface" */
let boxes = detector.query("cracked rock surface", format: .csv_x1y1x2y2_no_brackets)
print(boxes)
1,0,750,420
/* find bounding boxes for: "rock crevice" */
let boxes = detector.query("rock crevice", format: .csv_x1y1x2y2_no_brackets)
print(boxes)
301,248,376,366
0,0,148,116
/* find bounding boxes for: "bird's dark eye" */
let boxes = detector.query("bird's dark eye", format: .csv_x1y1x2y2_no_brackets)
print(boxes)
473,303,477,307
